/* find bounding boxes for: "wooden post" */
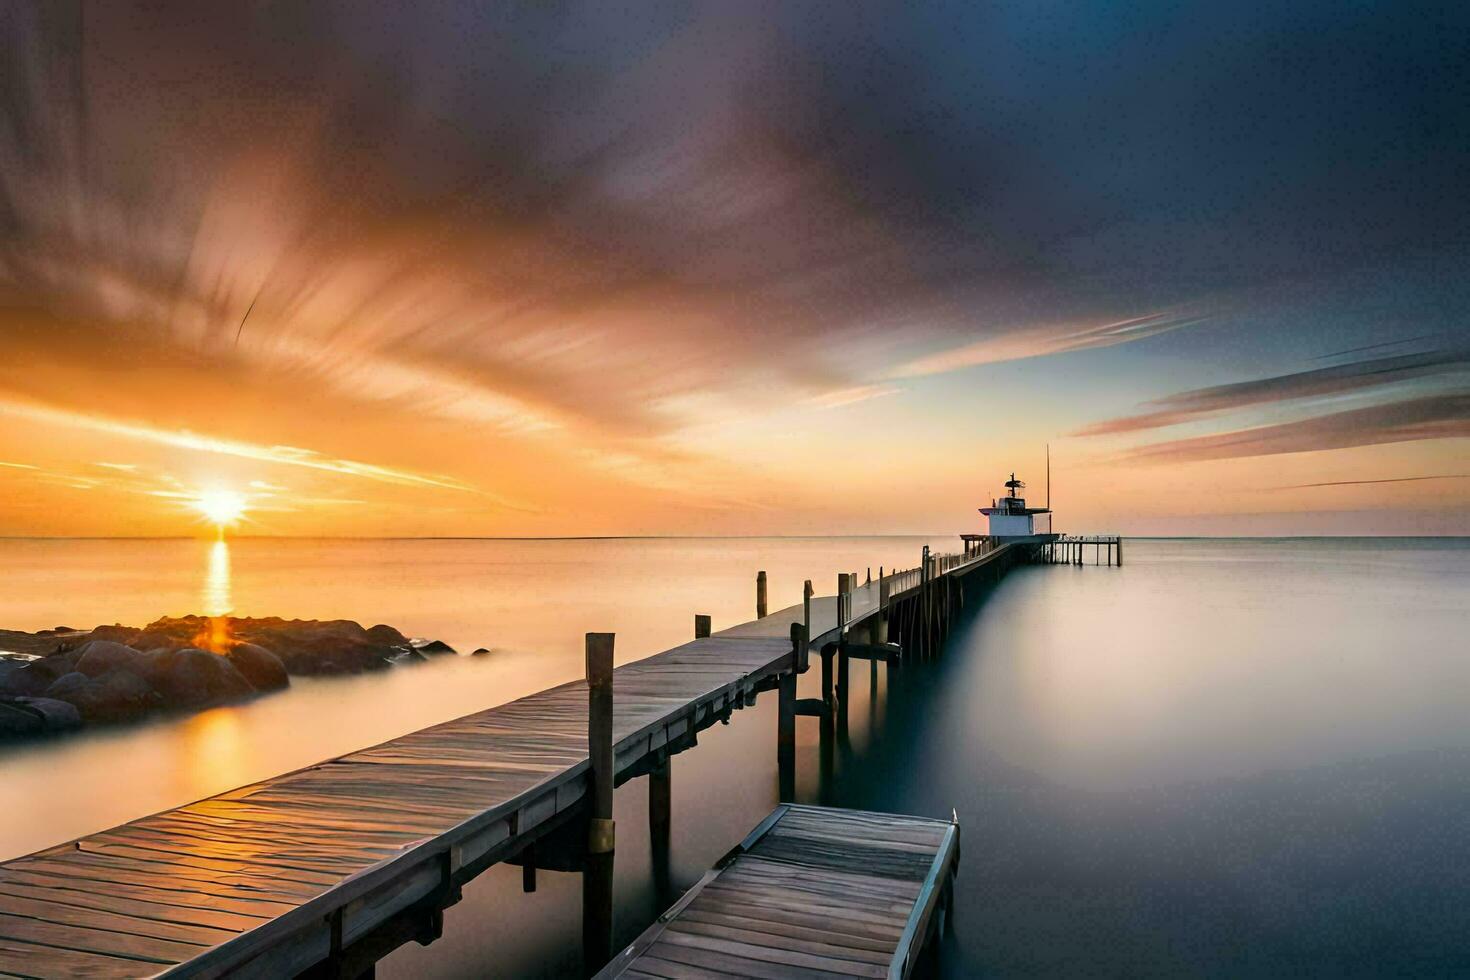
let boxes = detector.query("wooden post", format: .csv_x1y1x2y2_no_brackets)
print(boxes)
1118,538,1124,566
583,633,615,976
878,573,891,644
694,614,710,639
756,570,768,619
778,623,798,802
836,573,851,719
820,642,835,712
802,580,813,672
649,755,671,899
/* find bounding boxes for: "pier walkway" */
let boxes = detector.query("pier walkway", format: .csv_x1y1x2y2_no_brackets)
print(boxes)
0,539,1042,978
594,804,959,980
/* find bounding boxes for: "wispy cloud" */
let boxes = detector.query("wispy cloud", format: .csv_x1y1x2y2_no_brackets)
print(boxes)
1076,350,1470,437
1269,474,1470,490
0,461,40,471
0,397,537,509
1124,392,1470,463
888,311,1208,379
806,383,902,409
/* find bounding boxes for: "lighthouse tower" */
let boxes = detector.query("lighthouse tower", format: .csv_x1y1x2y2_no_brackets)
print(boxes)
979,473,1052,538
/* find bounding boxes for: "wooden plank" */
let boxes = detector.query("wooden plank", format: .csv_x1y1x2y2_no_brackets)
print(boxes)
600,806,959,980
0,938,157,979
0,879,268,932
0,911,209,964
0,893,237,947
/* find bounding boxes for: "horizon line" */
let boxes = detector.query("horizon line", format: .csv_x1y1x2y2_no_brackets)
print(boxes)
0,533,1466,542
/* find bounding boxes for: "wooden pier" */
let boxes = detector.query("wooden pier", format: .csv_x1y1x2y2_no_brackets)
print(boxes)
0,534,1109,978
1042,534,1122,566
594,804,959,980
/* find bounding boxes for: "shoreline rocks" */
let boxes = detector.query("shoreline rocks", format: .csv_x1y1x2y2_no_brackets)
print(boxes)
1,615,460,741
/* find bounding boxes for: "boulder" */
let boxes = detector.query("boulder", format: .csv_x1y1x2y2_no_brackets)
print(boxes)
87,624,143,647
152,648,254,708
365,624,410,646
130,631,187,654
471,647,491,656
0,629,63,658
413,639,456,656
226,643,289,692
44,672,91,703
46,669,155,723
75,641,146,678
2,658,69,697
9,696,81,732
0,701,44,737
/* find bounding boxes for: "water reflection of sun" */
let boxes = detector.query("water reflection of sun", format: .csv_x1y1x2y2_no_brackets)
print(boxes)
203,539,233,618
181,708,250,790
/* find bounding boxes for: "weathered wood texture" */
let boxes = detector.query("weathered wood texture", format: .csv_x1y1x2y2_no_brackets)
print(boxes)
595,804,959,980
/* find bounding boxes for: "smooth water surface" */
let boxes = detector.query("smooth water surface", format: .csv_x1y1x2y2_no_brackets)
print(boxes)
1,537,1467,976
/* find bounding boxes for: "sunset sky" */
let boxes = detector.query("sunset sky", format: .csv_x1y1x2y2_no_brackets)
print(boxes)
2,2,1467,537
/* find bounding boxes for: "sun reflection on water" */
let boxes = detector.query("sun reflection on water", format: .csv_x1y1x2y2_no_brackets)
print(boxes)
179,708,251,793
199,539,234,652
203,539,232,617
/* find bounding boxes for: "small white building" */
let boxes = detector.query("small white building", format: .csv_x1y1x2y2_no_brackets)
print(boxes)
979,473,1051,537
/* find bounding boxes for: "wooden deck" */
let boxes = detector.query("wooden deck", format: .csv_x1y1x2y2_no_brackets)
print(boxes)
0,541,1026,978
595,805,959,980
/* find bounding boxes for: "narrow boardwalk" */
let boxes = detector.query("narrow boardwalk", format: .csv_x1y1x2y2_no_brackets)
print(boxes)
595,805,959,980
0,541,1028,978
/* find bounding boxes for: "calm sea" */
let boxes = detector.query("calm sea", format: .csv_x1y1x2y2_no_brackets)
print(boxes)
1,536,1467,976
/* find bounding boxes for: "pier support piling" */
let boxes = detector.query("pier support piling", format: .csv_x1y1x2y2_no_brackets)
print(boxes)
649,755,671,899
756,570,768,619
583,632,615,977
778,624,799,802
836,573,851,721
694,614,710,639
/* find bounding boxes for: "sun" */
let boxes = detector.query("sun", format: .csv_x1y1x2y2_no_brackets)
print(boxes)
189,489,248,529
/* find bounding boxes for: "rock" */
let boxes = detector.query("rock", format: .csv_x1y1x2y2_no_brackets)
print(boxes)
413,639,456,656
226,643,289,692
46,669,154,723
365,624,409,646
152,648,254,708
0,629,64,658
75,640,146,678
130,631,186,654
88,624,142,645
2,658,69,697
0,702,44,736
44,672,91,702
472,647,491,656
9,696,81,732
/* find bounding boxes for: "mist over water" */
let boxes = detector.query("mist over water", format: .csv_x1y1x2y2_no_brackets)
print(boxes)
1,537,1467,976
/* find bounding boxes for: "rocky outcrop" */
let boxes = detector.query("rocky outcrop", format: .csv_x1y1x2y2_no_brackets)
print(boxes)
225,643,289,692
0,695,83,734
75,641,148,678
0,615,460,741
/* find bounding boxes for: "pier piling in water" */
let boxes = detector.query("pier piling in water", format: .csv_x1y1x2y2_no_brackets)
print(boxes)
756,570,767,619
583,632,615,976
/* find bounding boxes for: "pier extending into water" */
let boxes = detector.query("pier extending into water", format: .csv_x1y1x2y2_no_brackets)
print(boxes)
0,534,1112,978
